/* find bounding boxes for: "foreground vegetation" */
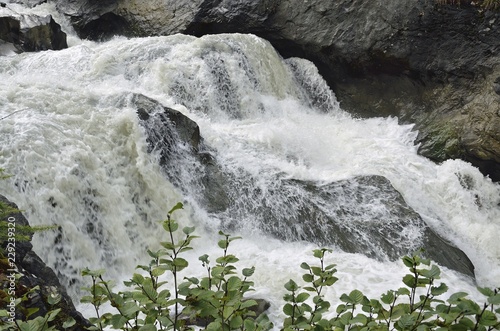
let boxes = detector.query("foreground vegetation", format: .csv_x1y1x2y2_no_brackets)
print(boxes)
1,202,499,331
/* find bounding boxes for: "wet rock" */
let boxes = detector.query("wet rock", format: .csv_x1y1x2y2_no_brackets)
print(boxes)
220,174,475,278
0,4,67,52
52,0,119,40
132,93,200,154
0,195,90,330
132,94,230,213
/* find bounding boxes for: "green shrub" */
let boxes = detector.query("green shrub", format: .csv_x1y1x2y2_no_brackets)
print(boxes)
78,204,499,331
1,203,499,330
80,202,272,331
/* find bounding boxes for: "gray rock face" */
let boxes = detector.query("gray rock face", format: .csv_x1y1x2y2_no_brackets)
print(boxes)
0,195,90,330
218,174,475,278
52,0,500,181
132,94,230,213
0,4,67,52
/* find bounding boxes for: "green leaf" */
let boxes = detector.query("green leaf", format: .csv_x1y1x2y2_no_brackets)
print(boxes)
138,323,157,331
311,266,322,276
142,281,158,301
477,287,494,297
241,299,258,310
284,279,299,292
478,310,497,326
160,241,175,250
168,202,183,214
62,317,76,329
391,304,408,319
182,226,195,235
121,302,140,317
216,254,239,264
173,257,189,270
340,293,353,304
244,318,257,331
46,308,61,322
349,290,364,304
300,262,310,270
218,239,229,249
336,304,347,314
402,256,415,268
47,293,61,306
457,300,480,314
227,276,242,291
199,254,210,265
230,315,244,329
242,266,255,277
397,287,411,296
381,291,395,304
431,283,449,296
25,308,39,318
18,320,42,331
81,268,106,277
397,314,417,329
110,315,127,329
340,311,353,325
487,294,500,305
162,220,178,233
448,292,469,304
351,314,368,325
151,267,166,277
132,273,145,284
403,275,416,288
303,274,314,283
296,293,310,303
313,248,331,258
421,265,441,279
229,235,242,242
283,303,294,316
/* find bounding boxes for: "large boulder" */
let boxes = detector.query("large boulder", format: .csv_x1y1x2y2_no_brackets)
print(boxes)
0,4,67,53
51,0,500,181
217,174,475,278
0,195,90,330
131,94,230,213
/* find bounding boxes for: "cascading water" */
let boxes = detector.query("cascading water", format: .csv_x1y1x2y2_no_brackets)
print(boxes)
1,2,499,327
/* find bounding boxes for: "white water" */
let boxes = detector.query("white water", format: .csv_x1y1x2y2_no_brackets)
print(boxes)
1,3,499,328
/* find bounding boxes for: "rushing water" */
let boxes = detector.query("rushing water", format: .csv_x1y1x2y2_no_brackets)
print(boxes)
1,2,499,327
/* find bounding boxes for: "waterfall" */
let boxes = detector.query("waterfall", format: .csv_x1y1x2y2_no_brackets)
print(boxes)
1,4,499,326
